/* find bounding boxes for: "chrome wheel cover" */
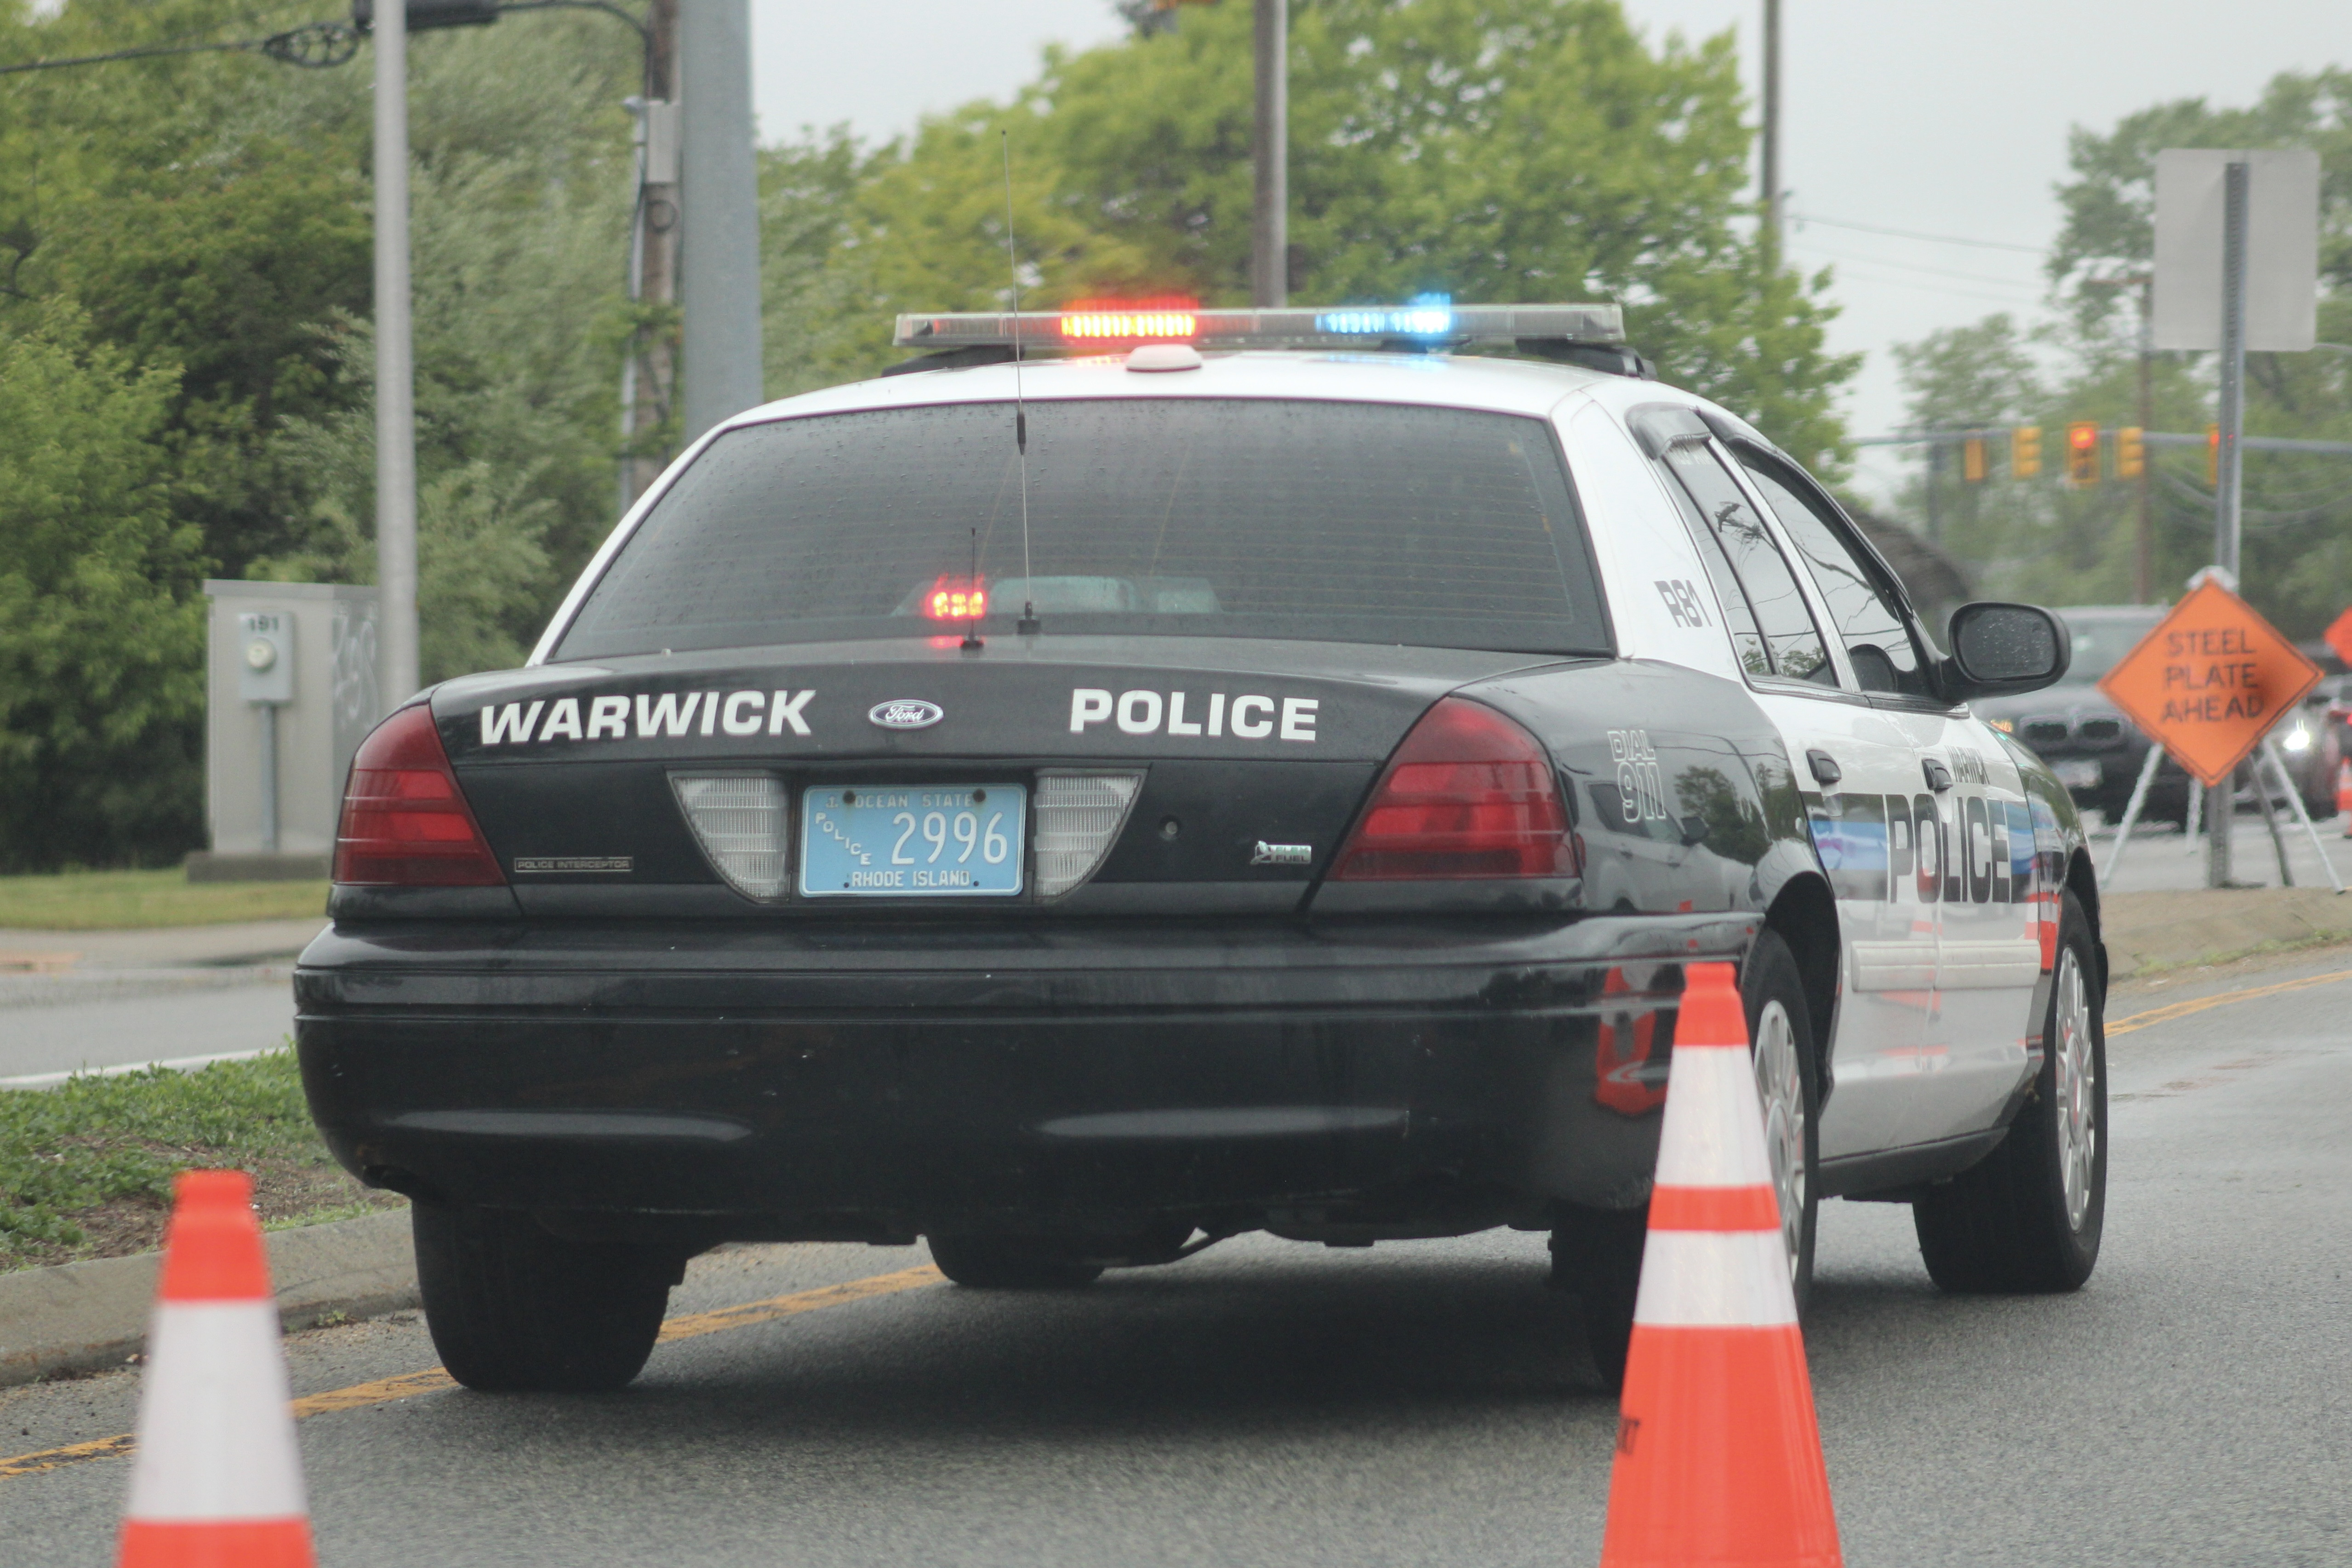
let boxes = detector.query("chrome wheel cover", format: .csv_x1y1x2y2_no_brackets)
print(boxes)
2053,947,2098,1231
1751,999,1807,1275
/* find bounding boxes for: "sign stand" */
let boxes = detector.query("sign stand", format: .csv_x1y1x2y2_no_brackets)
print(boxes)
2100,745,2167,884
2260,737,2346,893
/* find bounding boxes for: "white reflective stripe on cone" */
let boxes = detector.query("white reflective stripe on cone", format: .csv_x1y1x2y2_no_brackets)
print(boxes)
126,1302,308,1521
1652,1044,1774,1189
1631,1232,1800,1328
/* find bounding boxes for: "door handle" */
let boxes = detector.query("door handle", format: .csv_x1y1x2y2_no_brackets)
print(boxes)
1923,757,1953,792
1806,749,1842,787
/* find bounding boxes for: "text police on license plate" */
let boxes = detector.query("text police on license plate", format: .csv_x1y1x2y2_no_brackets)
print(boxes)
799,785,1026,897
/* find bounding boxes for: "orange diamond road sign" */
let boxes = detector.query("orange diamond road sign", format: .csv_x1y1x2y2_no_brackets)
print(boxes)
2099,581,2322,787
2326,606,2352,670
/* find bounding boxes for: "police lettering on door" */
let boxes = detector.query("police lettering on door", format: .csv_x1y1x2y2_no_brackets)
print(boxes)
1807,751,2034,907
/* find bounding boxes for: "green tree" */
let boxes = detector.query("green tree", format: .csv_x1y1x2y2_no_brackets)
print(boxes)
0,304,205,872
761,0,1856,472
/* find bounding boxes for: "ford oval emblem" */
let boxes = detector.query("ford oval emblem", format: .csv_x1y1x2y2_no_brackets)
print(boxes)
868,699,943,731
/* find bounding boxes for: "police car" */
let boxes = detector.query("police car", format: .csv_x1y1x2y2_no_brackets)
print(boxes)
297,302,2106,1392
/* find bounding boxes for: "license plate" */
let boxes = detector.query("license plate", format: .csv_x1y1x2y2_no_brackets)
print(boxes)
2053,759,2102,790
798,784,1026,898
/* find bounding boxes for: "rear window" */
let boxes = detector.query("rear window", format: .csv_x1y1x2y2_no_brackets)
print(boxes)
554,398,1610,659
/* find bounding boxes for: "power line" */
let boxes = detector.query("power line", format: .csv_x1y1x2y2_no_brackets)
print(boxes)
1789,211,2045,256
1787,239,2046,294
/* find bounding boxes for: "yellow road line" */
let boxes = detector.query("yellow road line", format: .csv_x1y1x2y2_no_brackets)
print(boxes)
0,1263,943,1482
2107,968,2352,1037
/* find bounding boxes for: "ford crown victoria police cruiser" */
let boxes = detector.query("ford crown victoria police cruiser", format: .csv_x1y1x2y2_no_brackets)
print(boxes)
297,302,2104,1393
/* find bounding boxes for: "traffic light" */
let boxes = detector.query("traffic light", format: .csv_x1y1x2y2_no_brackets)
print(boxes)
1962,436,1987,483
2012,425,2041,479
2207,424,2221,485
2116,426,2145,479
2067,422,2101,485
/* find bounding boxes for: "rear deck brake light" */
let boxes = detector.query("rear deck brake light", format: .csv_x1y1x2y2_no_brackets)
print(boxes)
334,704,505,886
1330,697,1573,880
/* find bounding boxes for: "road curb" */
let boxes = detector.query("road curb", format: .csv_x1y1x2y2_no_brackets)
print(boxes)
0,1208,414,1389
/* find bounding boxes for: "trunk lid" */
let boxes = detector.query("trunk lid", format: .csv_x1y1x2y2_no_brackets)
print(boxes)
432,636,1573,918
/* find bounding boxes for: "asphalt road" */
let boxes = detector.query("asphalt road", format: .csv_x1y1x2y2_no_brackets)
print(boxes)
0,970,296,1086
6,953,2351,1567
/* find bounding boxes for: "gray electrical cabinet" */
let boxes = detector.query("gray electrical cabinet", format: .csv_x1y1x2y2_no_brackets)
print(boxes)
191,581,382,882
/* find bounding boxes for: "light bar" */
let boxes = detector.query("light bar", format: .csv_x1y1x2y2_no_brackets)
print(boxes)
892,302,1625,352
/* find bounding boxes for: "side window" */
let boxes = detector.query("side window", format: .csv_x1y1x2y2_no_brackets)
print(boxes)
1741,461,1934,699
1658,443,1833,685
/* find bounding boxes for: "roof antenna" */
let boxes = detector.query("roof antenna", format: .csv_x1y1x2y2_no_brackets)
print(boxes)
1002,130,1040,637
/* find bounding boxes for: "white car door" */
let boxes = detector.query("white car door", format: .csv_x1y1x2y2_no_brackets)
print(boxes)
1632,408,1934,1164
1737,452,2042,1149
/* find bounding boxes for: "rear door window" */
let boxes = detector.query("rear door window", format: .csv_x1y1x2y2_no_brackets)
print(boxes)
556,399,1611,659
1656,443,1832,685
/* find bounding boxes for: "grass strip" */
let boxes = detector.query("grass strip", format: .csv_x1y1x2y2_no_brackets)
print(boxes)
0,1048,397,1272
0,868,326,931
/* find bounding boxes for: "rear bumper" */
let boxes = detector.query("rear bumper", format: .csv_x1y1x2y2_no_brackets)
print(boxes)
294,912,1754,1239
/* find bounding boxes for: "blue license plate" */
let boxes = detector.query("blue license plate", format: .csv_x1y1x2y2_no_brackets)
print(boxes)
798,784,1026,898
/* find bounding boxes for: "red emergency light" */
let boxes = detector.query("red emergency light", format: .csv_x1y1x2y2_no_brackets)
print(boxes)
925,577,988,621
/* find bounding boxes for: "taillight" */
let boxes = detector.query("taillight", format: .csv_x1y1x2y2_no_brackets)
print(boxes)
1329,697,1574,880
333,704,505,886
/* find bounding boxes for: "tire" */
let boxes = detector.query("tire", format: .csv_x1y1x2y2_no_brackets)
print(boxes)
1552,927,1822,1390
1912,889,2107,1292
412,1204,676,1392
925,1234,1106,1289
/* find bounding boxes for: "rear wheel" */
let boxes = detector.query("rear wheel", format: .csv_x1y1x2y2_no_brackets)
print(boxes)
1552,927,1821,1389
412,1204,677,1392
926,1233,1106,1289
1913,890,2107,1291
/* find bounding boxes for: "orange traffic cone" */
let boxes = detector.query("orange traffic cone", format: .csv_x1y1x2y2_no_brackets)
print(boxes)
1598,962,1840,1568
119,1170,314,1568
2335,759,2352,836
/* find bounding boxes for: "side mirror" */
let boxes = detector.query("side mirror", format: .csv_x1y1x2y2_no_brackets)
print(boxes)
1941,602,2071,701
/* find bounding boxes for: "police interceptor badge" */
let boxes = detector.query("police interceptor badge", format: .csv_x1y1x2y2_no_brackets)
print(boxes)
870,699,943,731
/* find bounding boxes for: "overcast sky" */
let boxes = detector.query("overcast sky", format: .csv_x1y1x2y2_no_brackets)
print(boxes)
747,0,2345,501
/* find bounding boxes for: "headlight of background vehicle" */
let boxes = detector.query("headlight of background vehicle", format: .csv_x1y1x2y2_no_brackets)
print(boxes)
2284,724,2313,753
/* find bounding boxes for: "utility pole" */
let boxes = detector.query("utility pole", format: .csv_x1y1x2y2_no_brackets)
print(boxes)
2135,274,2154,604
620,0,678,509
1251,0,1287,307
678,0,763,445
1759,0,1781,258
373,0,419,713
2207,158,2249,892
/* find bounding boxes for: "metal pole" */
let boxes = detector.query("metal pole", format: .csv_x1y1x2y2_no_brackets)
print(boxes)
2135,277,2154,604
2215,159,2248,580
1251,0,1287,307
2185,777,2204,855
2099,742,2165,885
621,0,678,509
2208,763,2238,888
2264,738,2346,893
2207,160,2249,889
678,0,763,443
1760,0,1781,257
372,0,419,713
258,704,280,856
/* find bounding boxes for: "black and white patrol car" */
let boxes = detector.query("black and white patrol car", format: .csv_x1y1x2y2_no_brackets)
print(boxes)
297,302,2107,1392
